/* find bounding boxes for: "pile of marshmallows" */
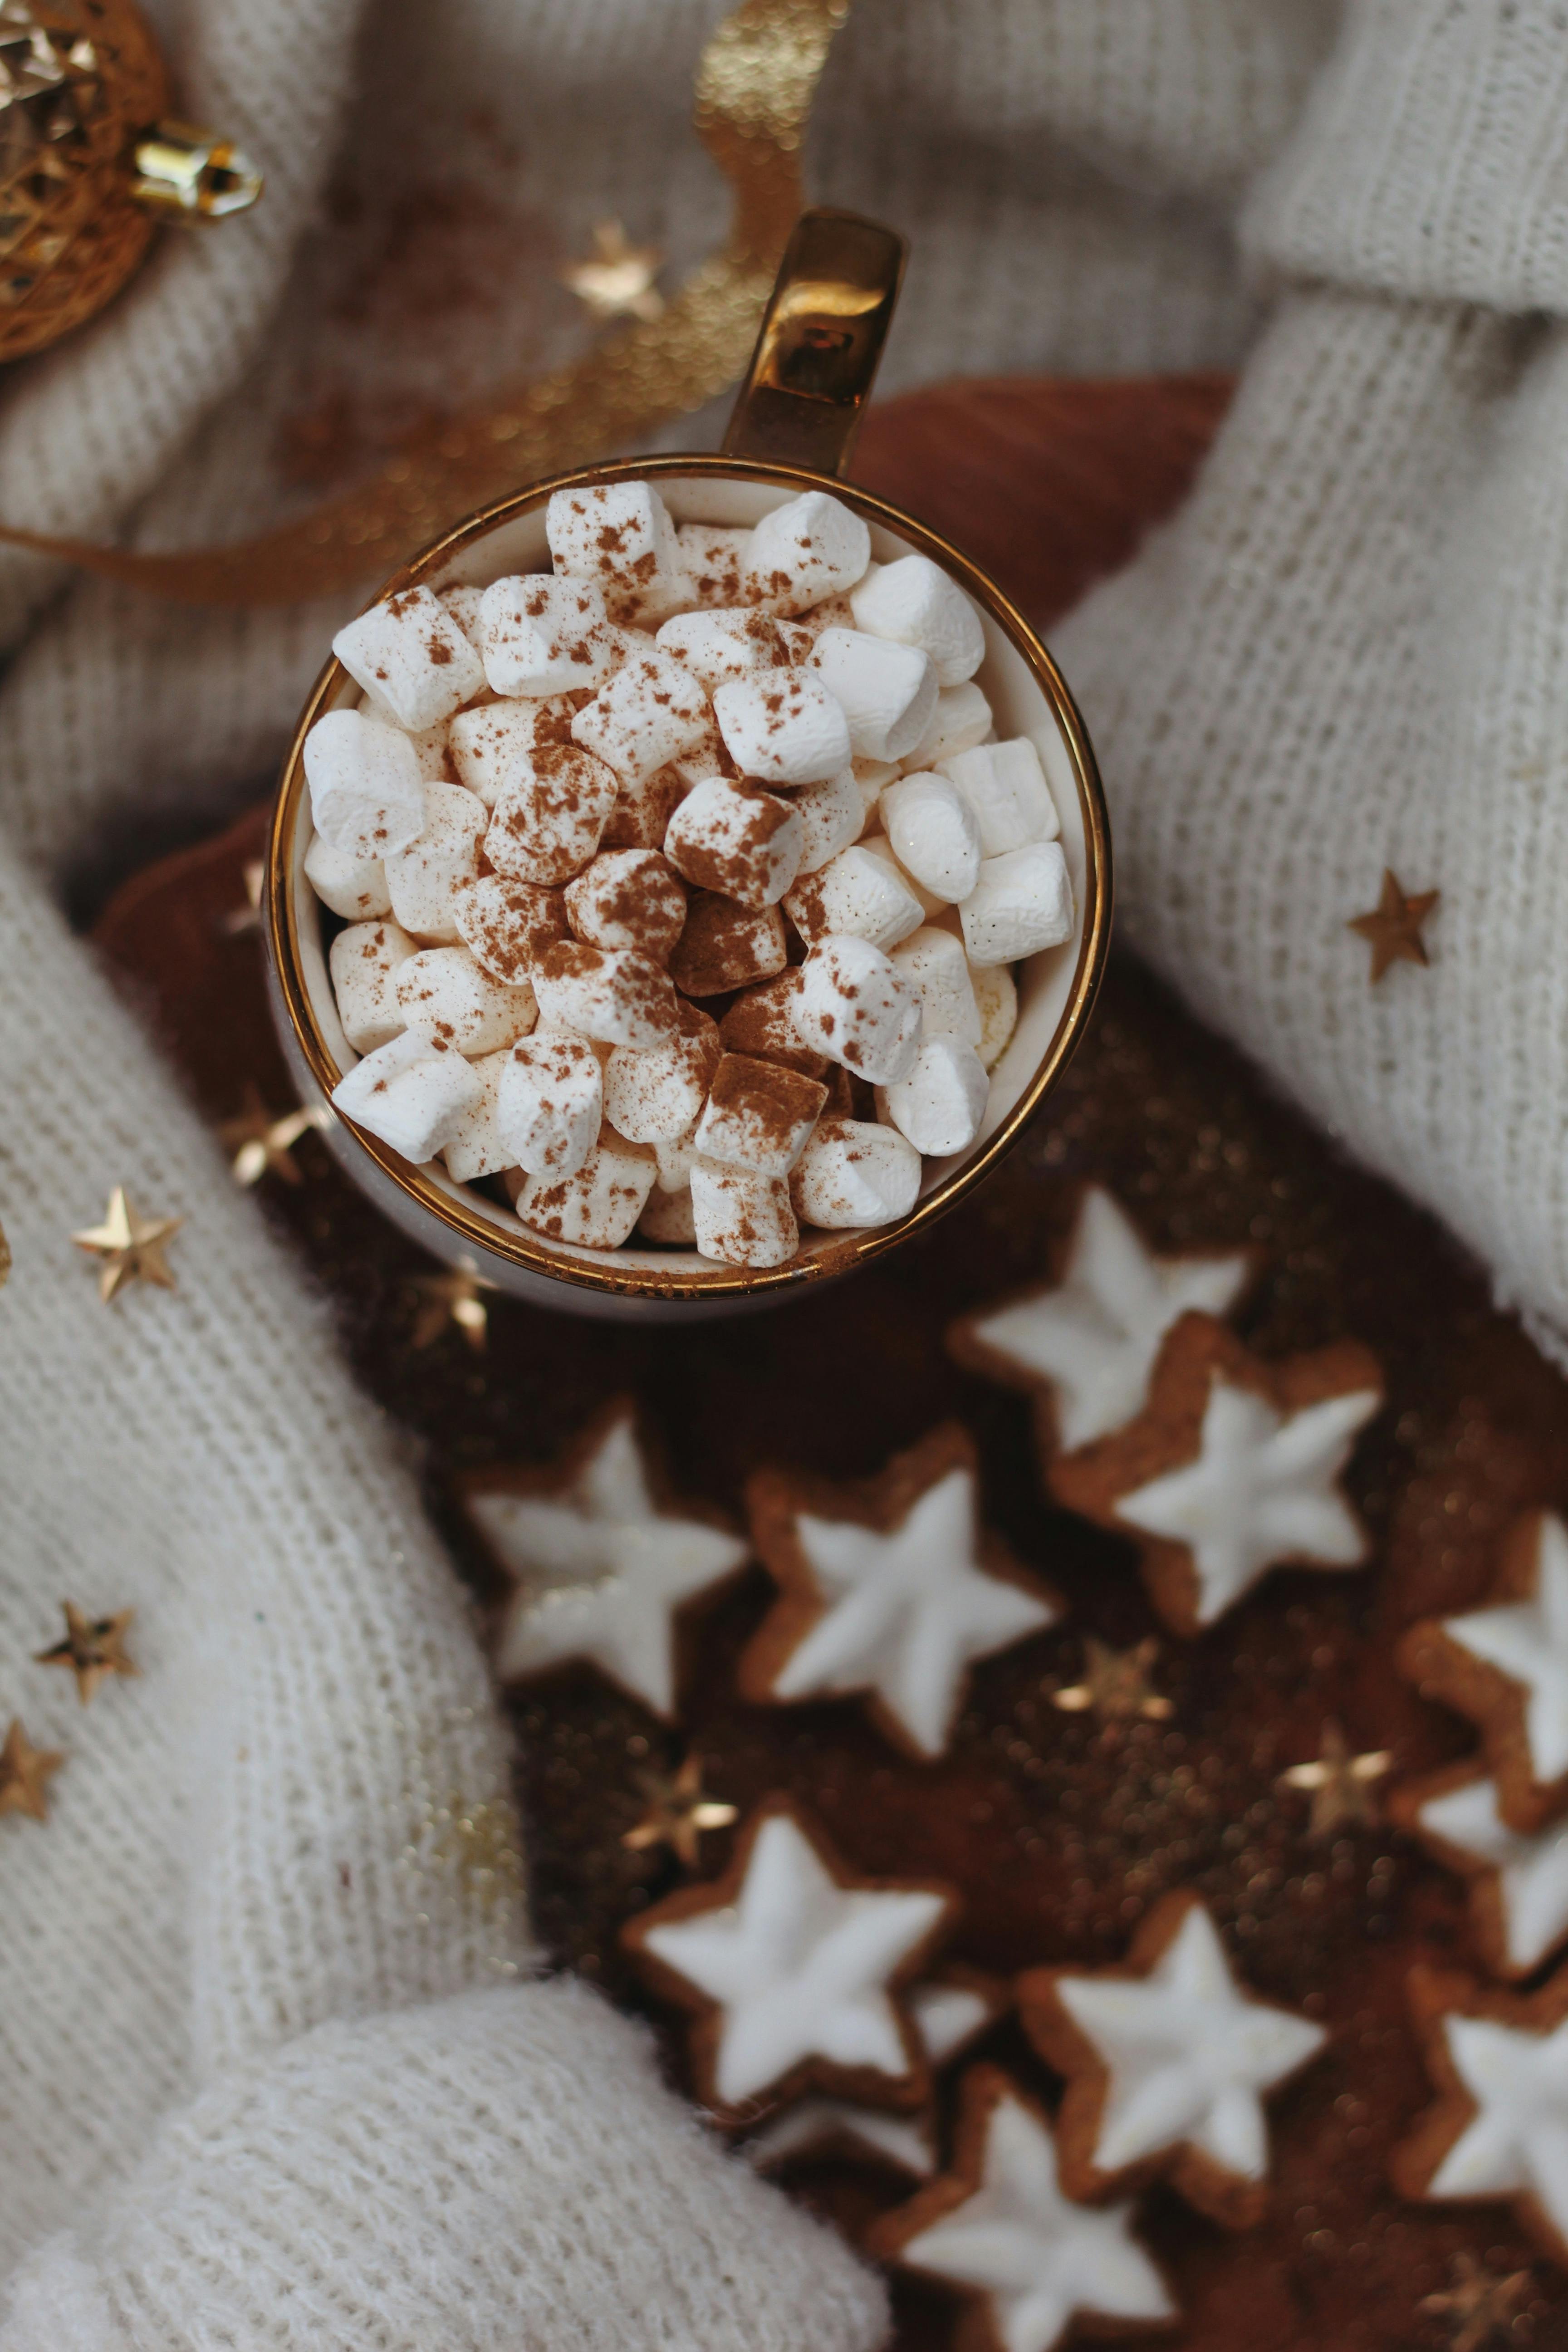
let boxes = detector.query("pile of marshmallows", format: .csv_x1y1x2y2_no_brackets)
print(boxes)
304,480,1073,1269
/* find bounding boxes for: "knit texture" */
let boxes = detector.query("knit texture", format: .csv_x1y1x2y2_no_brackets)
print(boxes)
8,0,1566,2335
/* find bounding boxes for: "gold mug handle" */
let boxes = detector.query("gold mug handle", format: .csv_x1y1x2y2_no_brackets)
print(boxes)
722,207,907,479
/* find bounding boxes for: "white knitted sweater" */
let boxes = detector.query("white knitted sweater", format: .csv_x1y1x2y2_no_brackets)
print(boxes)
3,0,1562,2339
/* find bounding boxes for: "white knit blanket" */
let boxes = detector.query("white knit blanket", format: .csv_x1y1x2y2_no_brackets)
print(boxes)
2,0,1561,2338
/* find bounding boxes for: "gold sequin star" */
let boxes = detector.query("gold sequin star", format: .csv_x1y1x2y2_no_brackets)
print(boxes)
71,1189,181,1303
1418,2252,1533,2352
409,1268,492,1352
0,1719,64,1823
35,1602,139,1705
219,1085,327,1186
1348,869,1440,984
622,1753,738,1870
1053,1636,1174,1724
222,859,266,936
561,219,666,324
1278,1720,1392,1839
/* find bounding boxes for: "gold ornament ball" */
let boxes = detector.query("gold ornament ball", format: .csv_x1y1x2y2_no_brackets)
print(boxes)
0,0,261,364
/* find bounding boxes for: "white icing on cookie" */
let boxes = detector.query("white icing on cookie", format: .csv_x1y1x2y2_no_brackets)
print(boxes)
1443,1514,1568,1784
911,1979,993,2064
748,2099,936,2176
1056,1901,1326,2182
970,1187,1251,1449
1418,1774,1568,1977
1427,2011,1568,2244
1114,1373,1380,1627
898,2083,1175,2352
641,1809,946,2106
767,1465,1058,1756
473,1414,746,1717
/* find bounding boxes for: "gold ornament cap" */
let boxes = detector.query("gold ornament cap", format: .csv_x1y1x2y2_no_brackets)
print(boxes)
130,119,261,220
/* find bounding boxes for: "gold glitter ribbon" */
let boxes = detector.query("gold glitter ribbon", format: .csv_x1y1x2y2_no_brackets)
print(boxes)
0,0,849,606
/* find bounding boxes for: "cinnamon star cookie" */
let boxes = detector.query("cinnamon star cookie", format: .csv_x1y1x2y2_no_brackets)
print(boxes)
1048,1313,1383,1637
457,1399,747,1721
1016,1890,1327,2229
1392,1960,1568,2265
871,2065,1176,2352
739,1425,1060,1759
950,1184,1255,1452
1397,1509,1568,1833
1391,1760,1568,1983
621,1794,957,2125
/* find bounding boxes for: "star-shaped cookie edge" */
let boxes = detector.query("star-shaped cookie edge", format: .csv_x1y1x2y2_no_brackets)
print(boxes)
1392,1759,1568,1983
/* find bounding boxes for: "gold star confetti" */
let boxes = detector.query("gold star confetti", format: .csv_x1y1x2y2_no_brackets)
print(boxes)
622,1753,738,1870
0,1719,64,1823
1418,2252,1533,2352
1348,869,1440,985
1278,1720,1393,1839
35,1602,139,1706
409,1268,493,1352
1053,1636,1175,1724
561,219,666,324
219,1084,328,1186
222,859,266,936
71,1189,181,1303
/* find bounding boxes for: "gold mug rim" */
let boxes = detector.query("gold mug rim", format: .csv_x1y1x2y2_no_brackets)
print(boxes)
265,451,1113,1304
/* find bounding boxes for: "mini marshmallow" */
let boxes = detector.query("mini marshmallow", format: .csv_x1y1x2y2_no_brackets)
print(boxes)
880,772,982,902
667,893,787,997
361,691,460,784
603,1007,720,1144
671,730,737,790
452,872,570,985
601,764,690,849
485,744,619,886
960,839,1074,966
892,927,982,1045
531,941,680,1048
565,848,687,960
394,944,537,1057
384,783,486,940
638,1186,696,1244
547,482,690,624
664,777,803,909
496,1032,604,1178
653,1117,701,1193
572,651,711,785
809,629,939,764
789,1117,921,1230
778,593,857,649
901,680,992,773
654,608,789,690
695,1053,827,1178
710,668,852,788
742,490,871,615
441,1050,512,1181
329,917,418,1053
479,574,618,697
784,843,926,954
849,553,986,686
690,1159,799,1269
450,698,578,807
794,934,924,1085
515,1126,659,1250
939,738,1058,856
859,832,944,918
794,765,863,873
333,586,486,731
972,958,1018,1070
675,522,749,608
331,1028,483,1162
437,583,487,646
852,755,898,831
304,709,425,859
304,834,391,921
877,1036,989,1157
717,970,829,1078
